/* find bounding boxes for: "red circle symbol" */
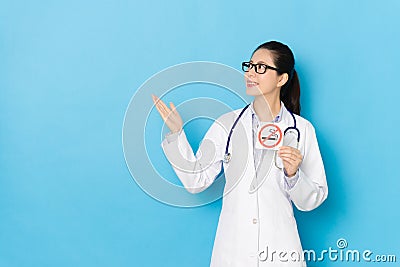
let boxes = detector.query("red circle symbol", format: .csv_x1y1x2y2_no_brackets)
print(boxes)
257,124,283,149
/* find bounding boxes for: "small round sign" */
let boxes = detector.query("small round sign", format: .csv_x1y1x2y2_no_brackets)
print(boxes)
257,123,283,149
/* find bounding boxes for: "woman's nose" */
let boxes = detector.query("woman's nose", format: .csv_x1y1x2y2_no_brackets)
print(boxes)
248,67,257,77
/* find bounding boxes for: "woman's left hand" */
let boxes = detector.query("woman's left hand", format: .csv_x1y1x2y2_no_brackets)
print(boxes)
278,146,303,177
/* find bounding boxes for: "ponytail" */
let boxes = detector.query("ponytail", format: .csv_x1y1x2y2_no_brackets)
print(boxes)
280,69,301,115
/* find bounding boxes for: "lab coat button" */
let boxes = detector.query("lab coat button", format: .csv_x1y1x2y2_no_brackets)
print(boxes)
252,218,257,224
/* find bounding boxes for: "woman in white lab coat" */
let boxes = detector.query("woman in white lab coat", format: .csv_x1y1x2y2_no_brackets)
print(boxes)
152,41,328,267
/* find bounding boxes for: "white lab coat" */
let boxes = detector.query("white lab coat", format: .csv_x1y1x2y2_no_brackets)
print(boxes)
161,104,328,267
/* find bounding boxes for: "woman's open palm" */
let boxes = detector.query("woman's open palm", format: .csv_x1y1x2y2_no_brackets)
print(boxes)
152,94,183,133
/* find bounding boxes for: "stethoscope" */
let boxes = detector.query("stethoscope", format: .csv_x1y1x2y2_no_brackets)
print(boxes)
223,103,300,171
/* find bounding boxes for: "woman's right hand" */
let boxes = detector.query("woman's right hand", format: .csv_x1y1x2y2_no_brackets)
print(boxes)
152,94,183,134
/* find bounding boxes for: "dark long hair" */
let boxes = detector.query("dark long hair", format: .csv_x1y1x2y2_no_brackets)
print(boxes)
252,41,301,115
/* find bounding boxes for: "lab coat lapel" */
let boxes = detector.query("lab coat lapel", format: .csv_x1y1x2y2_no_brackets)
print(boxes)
222,107,255,193
242,107,255,172
242,106,276,193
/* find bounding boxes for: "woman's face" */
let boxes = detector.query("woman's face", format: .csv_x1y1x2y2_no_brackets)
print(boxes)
245,48,286,97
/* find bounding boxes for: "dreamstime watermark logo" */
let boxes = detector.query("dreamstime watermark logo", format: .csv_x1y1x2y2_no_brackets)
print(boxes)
122,61,252,207
258,238,397,263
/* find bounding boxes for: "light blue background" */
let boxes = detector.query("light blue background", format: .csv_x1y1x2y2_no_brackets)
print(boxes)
1,1,399,266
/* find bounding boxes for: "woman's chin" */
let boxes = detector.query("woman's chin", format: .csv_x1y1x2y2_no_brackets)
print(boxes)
246,87,261,96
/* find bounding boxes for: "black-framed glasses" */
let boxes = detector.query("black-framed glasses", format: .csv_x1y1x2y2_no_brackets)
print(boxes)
241,61,280,74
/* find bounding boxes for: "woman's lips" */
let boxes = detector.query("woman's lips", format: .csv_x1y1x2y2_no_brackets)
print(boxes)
246,80,259,87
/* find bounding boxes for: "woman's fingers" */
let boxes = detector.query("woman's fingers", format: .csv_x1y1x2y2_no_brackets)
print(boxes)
279,155,298,165
279,152,302,161
169,102,176,116
152,95,171,120
170,101,182,120
170,101,175,110
279,146,300,154
152,94,183,133
279,147,302,159
278,146,303,176
156,98,170,115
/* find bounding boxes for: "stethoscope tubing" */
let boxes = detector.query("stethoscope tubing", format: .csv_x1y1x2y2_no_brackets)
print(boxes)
224,104,300,164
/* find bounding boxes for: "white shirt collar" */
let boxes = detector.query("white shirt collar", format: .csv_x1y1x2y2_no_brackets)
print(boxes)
249,100,285,123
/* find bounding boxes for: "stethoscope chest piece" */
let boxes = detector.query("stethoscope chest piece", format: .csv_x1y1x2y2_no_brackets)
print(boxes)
224,153,231,163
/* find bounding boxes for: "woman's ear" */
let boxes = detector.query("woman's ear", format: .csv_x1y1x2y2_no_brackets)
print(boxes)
277,73,289,87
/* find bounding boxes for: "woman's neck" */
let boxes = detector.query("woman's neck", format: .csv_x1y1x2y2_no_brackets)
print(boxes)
253,94,281,122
